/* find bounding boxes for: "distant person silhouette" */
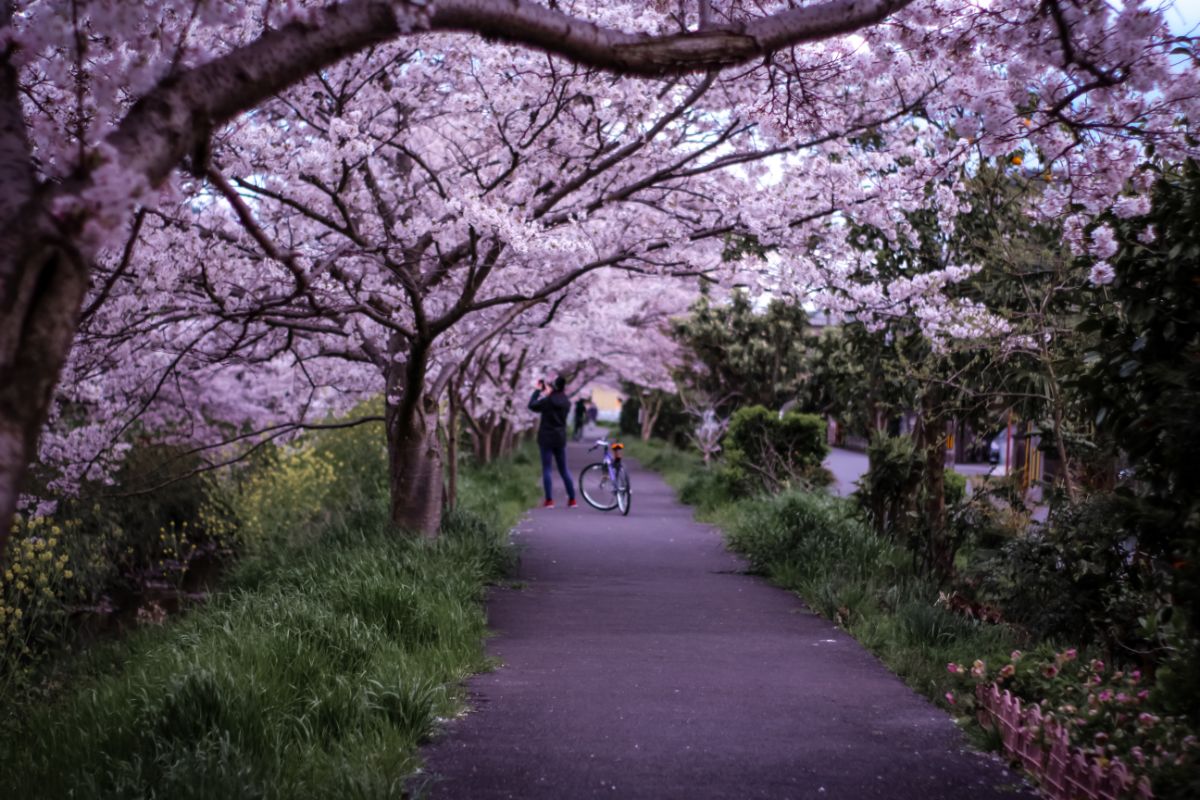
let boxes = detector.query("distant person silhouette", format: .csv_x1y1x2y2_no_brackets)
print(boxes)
529,376,577,508
572,397,587,441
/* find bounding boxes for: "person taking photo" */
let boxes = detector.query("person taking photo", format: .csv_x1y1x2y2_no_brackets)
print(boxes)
529,376,577,508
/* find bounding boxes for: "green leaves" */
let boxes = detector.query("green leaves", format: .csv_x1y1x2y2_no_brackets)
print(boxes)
670,291,813,411
724,406,828,495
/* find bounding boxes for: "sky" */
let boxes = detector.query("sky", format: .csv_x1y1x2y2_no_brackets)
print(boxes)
1167,0,1200,33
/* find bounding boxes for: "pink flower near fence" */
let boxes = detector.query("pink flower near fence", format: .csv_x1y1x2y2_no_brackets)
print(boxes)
975,684,1154,800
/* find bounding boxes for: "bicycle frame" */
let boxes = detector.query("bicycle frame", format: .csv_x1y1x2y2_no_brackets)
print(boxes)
588,438,623,483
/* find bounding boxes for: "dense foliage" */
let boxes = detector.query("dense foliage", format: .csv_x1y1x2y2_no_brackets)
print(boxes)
724,406,829,493
670,292,813,411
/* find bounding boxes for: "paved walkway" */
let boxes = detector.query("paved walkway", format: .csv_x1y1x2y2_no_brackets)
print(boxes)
416,445,1031,799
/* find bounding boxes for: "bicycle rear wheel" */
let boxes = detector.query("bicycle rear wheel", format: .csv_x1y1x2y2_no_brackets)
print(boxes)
615,463,631,516
579,462,618,511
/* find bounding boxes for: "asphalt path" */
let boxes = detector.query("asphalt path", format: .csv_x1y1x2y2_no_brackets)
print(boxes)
416,443,1032,799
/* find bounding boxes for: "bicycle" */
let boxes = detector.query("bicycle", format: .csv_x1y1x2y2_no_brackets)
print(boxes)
579,438,632,515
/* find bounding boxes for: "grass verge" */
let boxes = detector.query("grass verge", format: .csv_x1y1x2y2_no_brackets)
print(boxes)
0,444,539,800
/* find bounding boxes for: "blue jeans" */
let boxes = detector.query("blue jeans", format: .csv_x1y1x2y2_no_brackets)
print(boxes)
540,443,575,501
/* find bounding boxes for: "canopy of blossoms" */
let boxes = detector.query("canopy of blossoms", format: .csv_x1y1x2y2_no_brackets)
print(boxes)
0,0,1196,536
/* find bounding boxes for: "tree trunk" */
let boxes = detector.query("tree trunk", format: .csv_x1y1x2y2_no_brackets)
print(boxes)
0,21,93,555
479,422,494,464
916,390,950,576
497,419,516,459
639,392,663,442
462,407,496,465
386,399,443,536
1043,358,1079,503
923,428,948,572
384,338,444,537
0,243,92,558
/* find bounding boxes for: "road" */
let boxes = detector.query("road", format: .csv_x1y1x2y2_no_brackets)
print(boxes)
824,447,999,498
414,444,1030,799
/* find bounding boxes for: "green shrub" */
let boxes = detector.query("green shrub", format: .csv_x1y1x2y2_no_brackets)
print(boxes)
943,469,966,506
1,519,76,696
725,490,879,577
1,440,244,695
725,406,828,493
947,646,1200,799
854,432,923,537
674,467,743,514
970,491,1160,653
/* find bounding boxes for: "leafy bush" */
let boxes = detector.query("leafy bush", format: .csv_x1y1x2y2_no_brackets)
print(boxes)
725,490,881,579
724,406,828,493
213,445,342,553
1078,161,1200,646
1,441,241,695
968,492,1160,654
675,469,737,514
944,469,966,506
60,443,233,594
1,519,76,695
669,291,814,410
854,431,923,538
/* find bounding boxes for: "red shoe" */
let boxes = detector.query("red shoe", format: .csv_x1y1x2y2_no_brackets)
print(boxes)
542,499,555,508
568,498,578,508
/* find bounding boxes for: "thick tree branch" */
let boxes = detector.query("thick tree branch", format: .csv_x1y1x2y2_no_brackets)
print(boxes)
432,0,915,74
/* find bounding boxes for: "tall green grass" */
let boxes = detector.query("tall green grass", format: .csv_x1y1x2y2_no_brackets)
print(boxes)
624,439,737,516
0,437,539,800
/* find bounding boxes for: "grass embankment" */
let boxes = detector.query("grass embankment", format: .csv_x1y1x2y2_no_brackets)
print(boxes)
0,439,539,799
626,439,1017,719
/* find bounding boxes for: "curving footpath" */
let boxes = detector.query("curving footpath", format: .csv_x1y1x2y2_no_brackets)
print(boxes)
416,445,1034,799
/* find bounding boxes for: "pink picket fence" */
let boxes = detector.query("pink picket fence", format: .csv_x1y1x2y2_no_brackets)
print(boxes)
975,684,1154,800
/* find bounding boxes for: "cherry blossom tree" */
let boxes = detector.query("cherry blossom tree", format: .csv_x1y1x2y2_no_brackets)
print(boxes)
51,42,755,534
0,0,1196,551
0,0,940,548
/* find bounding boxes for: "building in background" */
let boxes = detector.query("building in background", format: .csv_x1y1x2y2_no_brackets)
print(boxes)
581,383,624,422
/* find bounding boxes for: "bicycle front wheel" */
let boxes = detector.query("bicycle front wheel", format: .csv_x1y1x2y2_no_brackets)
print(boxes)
579,462,618,511
615,463,632,516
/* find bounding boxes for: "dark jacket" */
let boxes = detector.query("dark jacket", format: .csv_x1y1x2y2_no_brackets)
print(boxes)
529,390,571,448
